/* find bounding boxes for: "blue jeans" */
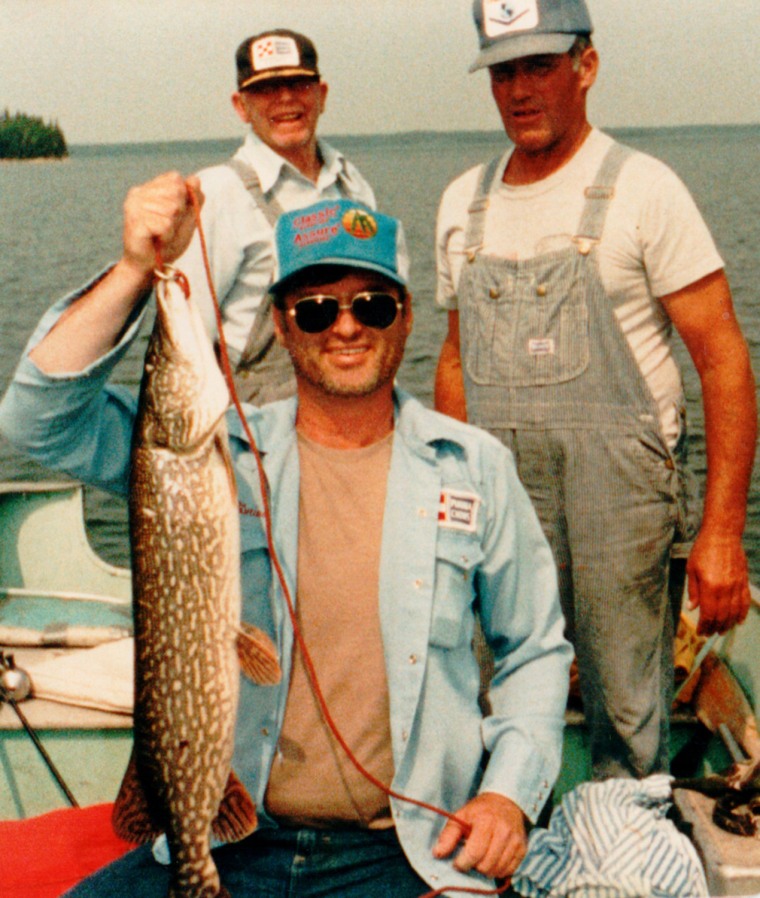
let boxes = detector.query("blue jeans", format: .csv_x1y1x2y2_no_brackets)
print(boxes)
63,827,431,897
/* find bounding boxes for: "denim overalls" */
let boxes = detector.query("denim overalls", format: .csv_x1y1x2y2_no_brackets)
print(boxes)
458,143,693,777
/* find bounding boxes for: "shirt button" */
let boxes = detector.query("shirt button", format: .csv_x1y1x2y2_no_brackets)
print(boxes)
261,727,269,736
409,654,418,665
489,287,500,299
417,507,427,518
414,578,423,589
536,284,547,296
402,729,409,741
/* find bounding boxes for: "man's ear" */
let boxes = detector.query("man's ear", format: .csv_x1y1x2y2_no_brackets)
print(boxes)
578,46,599,92
231,91,251,125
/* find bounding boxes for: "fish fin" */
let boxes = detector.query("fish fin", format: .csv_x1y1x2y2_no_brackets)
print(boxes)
237,622,282,685
112,751,164,844
211,769,259,843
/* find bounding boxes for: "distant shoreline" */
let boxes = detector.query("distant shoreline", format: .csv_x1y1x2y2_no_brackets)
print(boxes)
0,157,70,164
67,122,760,154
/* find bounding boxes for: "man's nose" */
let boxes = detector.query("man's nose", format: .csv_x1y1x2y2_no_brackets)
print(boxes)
331,306,363,336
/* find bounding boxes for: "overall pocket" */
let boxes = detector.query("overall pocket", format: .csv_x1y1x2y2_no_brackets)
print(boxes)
459,253,590,387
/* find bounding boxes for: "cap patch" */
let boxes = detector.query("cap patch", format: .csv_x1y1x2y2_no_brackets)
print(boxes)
483,0,539,37
252,36,301,72
342,209,378,240
438,489,481,533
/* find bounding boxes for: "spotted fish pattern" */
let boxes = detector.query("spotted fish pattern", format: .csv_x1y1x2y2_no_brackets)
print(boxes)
113,271,280,898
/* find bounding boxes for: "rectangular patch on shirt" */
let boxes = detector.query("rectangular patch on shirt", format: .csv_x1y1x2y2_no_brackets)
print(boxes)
438,489,480,533
528,337,555,356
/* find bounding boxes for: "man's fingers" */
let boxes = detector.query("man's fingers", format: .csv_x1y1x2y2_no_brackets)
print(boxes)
122,172,203,269
433,818,467,861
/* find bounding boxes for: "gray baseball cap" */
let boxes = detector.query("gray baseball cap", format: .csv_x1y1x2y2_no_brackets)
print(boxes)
469,0,593,73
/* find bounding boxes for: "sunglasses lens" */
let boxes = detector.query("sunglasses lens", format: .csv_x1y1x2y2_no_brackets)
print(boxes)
352,294,399,329
293,298,339,333
290,293,400,333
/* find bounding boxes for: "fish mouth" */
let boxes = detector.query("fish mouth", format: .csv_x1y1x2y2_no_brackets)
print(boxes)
149,278,230,442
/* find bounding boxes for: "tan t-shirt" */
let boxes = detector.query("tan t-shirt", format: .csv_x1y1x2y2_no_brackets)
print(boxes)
264,431,395,828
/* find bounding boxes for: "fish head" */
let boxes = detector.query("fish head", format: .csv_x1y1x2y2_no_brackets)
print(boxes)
138,277,230,452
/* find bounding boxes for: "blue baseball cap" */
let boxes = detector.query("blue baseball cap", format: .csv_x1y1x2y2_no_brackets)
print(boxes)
469,0,593,73
270,200,410,294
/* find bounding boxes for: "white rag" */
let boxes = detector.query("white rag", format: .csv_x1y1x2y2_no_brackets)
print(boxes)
26,637,134,715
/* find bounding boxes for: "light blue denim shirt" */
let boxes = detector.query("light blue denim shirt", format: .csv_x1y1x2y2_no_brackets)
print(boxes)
0,286,571,893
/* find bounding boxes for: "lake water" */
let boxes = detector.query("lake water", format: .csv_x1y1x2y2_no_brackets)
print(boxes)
1,126,758,575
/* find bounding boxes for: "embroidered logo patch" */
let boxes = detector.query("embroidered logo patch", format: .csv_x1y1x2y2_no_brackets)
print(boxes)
252,36,301,71
483,0,539,38
342,208,378,240
438,489,481,533
528,337,555,356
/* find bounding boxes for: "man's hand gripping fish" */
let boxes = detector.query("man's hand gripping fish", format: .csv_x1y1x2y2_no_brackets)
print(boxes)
113,265,281,898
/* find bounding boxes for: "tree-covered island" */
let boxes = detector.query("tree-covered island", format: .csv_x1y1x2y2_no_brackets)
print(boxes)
0,111,68,160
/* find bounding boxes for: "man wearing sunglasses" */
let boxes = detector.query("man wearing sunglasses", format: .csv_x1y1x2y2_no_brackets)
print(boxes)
175,28,375,405
0,185,571,896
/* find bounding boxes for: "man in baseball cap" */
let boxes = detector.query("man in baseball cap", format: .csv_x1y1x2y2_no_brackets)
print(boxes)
3,180,571,894
170,28,376,407
435,0,756,787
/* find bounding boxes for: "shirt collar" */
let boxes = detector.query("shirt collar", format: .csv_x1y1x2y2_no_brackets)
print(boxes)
237,132,348,194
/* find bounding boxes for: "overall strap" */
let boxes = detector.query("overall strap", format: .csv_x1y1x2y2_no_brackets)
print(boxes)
226,157,284,229
334,167,355,198
463,155,503,260
574,142,636,250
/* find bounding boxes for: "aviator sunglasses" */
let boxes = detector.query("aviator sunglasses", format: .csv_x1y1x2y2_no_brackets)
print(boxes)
286,291,403,334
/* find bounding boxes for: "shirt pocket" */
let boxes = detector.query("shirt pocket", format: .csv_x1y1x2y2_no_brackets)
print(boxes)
430,530,484,649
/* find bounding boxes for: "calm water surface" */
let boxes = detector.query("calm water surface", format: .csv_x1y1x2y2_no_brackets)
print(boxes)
1,126,758,574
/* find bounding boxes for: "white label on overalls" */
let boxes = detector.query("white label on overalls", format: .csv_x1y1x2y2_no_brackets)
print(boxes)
528,338,555,356
252,37,300,72
483,0,539,38
439,489,481,533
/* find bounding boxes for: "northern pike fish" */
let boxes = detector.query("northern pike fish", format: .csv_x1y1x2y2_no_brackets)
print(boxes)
113,268,281,898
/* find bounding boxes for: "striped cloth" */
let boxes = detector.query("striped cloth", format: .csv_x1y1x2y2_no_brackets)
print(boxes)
512,775,708,898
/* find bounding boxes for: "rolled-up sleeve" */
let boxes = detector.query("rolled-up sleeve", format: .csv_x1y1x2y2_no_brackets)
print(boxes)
0,271,147,497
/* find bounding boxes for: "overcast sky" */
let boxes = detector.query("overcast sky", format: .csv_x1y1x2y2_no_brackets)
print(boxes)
2,0,757,146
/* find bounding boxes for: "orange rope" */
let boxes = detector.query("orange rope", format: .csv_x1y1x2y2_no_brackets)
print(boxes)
158,186,515,897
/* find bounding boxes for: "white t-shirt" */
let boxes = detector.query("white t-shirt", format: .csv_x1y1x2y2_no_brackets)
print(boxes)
436,129,724,445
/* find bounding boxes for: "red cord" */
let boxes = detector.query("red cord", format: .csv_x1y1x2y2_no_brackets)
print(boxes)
155,187,514,897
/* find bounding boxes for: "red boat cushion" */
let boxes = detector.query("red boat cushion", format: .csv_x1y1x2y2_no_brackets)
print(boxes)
0,802,136,897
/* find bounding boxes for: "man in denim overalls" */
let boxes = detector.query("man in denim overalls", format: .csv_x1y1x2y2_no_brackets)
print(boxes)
435,0,756,778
